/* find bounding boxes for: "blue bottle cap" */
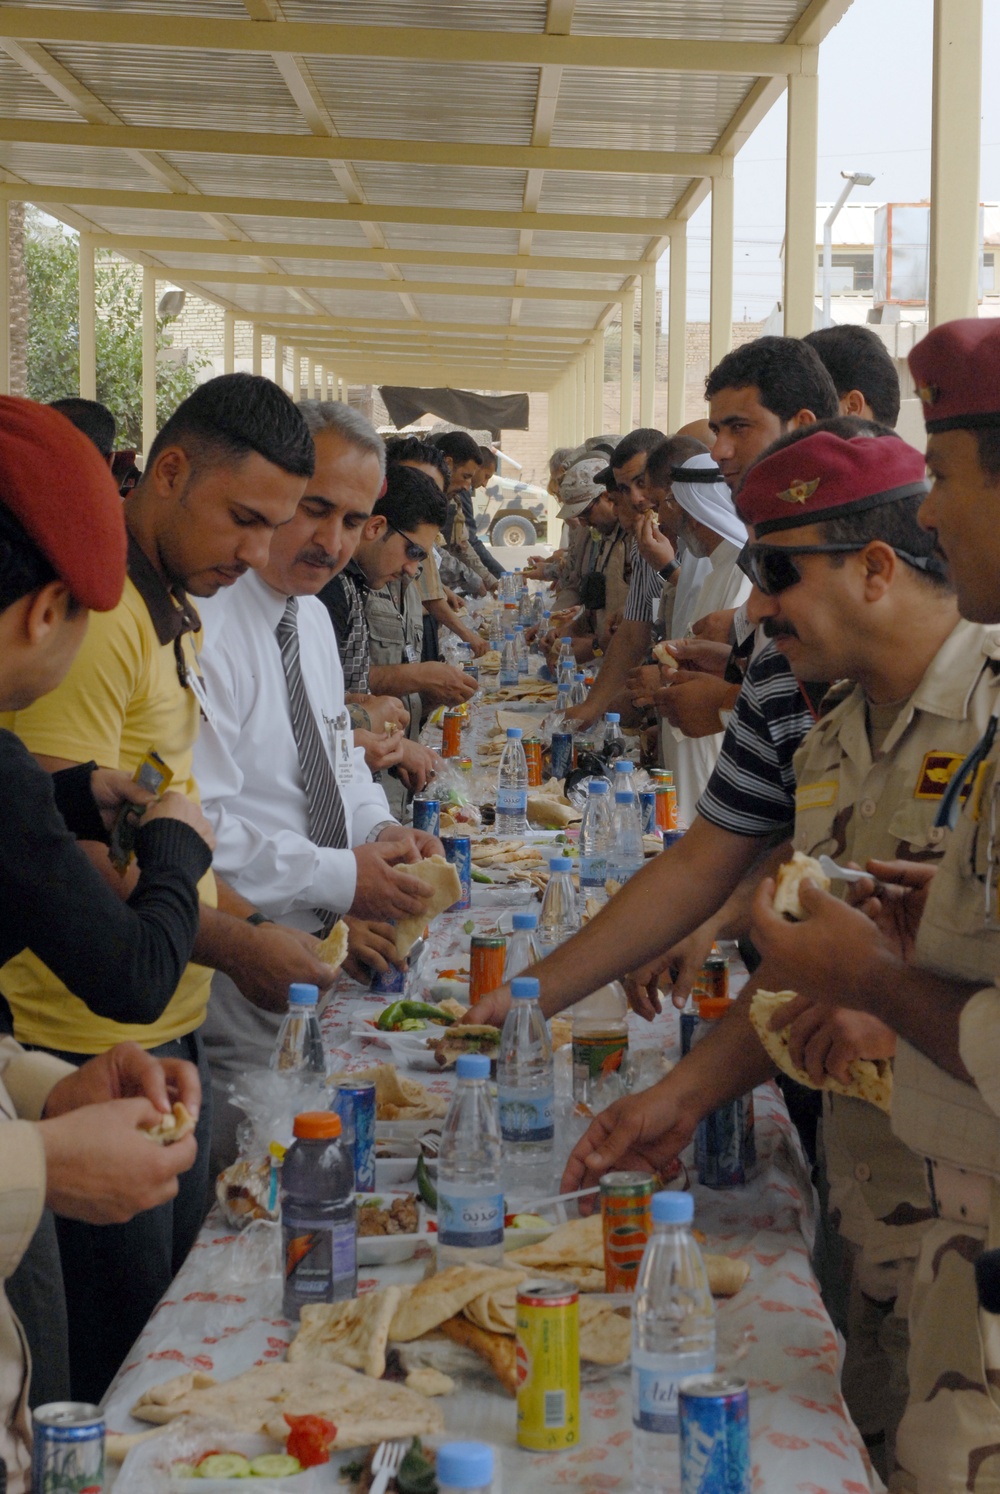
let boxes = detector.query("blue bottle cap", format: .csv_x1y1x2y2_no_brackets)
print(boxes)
456,1054,491,1081
615,759,634,772
511,975,541,1000
543,610,551,617
515,625,525,632
588,778,609,794
561,635,573,644
615,790,634,804
651,1189,694,1224
512,911,538,929
505,632,515,640
575,671,585,680
549,856,573,872
606,712,620,723
436,1443,495,1489
506,726,523,738
288,983,319,1006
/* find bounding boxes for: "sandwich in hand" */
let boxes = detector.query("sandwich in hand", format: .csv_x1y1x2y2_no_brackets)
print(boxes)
772,851,831,920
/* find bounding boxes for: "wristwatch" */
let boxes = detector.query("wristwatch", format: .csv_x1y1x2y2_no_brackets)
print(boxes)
365,819,398,843
659,559,680,580
245,911,272,927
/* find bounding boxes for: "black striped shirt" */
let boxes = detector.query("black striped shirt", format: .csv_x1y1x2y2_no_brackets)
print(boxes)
622,540,663,623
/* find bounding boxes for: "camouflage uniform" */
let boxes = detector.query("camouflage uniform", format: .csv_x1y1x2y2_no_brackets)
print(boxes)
365,577,424,820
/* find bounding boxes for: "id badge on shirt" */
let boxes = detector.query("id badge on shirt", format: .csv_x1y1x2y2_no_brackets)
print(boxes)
405,642,421,663
325,710,355,787
185,662,218,731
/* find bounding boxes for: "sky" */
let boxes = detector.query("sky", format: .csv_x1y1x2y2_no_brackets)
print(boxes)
658,0,1000,321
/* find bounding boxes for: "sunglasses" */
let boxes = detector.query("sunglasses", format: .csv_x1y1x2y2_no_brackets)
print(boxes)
737,541,866,595
385,518,428,564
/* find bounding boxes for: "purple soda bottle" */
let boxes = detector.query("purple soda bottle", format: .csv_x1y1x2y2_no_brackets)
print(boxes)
280,1110,357,1319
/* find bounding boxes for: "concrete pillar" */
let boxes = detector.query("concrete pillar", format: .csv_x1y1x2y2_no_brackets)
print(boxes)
619,288,635,432
142,265,157,459
252,325,262,376
930,0,984,325
784,65,820,336
339,377,347,402
593,328,606,435
273,337,284,389
288,347,300,399
639,266,657,428
570,357,582,445
308,359,319,399
0,203,9,396
667,227,688,433
709,162,735,370
223,311,235,375
78,233,96,400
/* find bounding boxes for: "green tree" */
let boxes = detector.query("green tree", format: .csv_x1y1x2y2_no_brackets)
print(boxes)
24,210,205,448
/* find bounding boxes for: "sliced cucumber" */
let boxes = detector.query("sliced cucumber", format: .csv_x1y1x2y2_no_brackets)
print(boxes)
248,1454,303,1477
197,1454,252,1479
171,1463,199,1479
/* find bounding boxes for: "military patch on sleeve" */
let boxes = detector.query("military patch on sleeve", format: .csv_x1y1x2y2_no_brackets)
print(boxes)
915,750,965,799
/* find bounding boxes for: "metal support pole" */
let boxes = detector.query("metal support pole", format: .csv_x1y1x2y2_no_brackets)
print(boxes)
784,65,820,336
78,232,96,400
142,265,157,460
709,162,734,370
326,368,335,400
592,328,605,435
308,359,318,399
619,288,635,432
0,203,9,396
338,376,346,402
223,311,235,375
930,0,984,325
252,325,262,376
639,266,657,428
273,336,283,388
289,346,299,399
573,356,585,445
667,227,688,433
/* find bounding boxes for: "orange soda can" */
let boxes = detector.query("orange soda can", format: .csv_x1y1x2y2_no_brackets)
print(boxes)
600,1171,654,1293
441,709,462,757
523,737,543,788
469,934,507,1003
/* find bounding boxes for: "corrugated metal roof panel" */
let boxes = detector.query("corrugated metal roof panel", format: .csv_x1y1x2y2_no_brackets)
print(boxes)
145,251,271,275
523,270,629,291
516,302,607,327
0,54,77,119
398,263,517,286
0,141,161,191
190,283,310,316
306,58,538,144
162,152,346,202
551,70,755,151
538,171,689,217
233,216,373,247
411,295,521,323
43,0,249,13
572,1,802,42
82,206,227,237
270,257,391,279
382,224,523,254
352,162,528,211
279,0,548,31
287,288,421,319
529,229,653,259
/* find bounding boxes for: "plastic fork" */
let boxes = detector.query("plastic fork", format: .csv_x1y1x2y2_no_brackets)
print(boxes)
815,855,885,895
370,1439,408,1494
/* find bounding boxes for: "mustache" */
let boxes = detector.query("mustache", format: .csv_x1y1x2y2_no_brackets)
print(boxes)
762,618,799,640
297,546,338,569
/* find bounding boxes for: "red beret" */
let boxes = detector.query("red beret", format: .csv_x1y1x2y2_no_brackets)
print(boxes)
908,318,1000,433
0,396,126,611
736,430,928,537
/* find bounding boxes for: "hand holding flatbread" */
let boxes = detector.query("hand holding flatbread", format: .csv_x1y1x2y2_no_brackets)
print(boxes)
142,1101,196,1146
394,855,462,959
749,987,892,1113
316,920,349,970
773,851,831,920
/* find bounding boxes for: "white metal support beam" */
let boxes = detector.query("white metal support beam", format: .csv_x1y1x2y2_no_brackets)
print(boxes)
273,337,284,389
0,202,8,396
709,161,734,370
289,346,300,400
619,289,635,433
78,231,96,400
142,265,157,459
929,0,984,325
252,326,262,376
667,227,688,433
223,311,235,376
639,265,657,428
783,64,820,336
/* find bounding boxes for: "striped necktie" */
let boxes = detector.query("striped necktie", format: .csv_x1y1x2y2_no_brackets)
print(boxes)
276,597,348,928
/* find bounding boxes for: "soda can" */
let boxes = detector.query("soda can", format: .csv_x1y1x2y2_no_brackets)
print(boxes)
412,796,441,836
639,789,658,836
679,1375,751,1494
662,828,685,850
550,731,574,780
680,1006,699,1056
333,1080,376,1192
600,1172,653,1293
32,1402,105,1494
695,1092,755,1189
370,956,406,995
523,737,543,788
572,1026,629,1101
463,662,480,685
441,709,462,758
470,934,507,1004
516,1281,580,1451
442,834,472,911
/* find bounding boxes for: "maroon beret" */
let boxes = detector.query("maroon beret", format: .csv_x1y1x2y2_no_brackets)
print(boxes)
908,318,1000,433
736,430,928,537
0,396,127,611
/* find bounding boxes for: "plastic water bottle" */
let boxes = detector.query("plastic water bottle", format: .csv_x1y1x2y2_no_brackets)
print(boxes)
498,976,554,1185
499,631,519,687
537,856,580,956
514,625,529,675
631,1191,716,1492
518,584,534,626
488,609,504,652
496,727,529,837
437,1054,504,1269
607,787,644,889
578,778,613,903
271,983,326,1075
569,671,588,708
280,1110,357,1318
533,610,552,656
503,910,541,981
603,712,626,759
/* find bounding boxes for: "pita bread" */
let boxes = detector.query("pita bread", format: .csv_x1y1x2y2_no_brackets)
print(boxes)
438,1315,518,1394
130,1361,444,1450
405,1367,455,1398
478,650,502,672
749,988,893,1114
527,795,580,829
388,1264,514,1342
331,1065,448,1122
461,1273,629,1365
704,1254,750,1298
652,641,679,671
142,1101,196,1146
506,1213,604,1273
316,920,349,970
773,851,831,920
287,1286,401,1379
394,855,463,959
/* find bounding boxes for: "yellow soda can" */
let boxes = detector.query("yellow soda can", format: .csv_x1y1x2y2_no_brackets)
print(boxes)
516,1280,580,1451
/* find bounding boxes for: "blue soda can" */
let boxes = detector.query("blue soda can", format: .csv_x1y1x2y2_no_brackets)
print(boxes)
32,1402,105,1494
333,1080,376,1192
662,829,685,850
550,731,574,780
412,796,441,836
639,790,658,836
695,1093,755,1189
371,956,406,994
679,1006,698,1057
463,663,480,685
442,834,472,910
679,1375,751,1494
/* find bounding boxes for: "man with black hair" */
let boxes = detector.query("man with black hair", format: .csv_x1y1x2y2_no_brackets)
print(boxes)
805,324,901,428
0,373,329,1399
47,397,117,462
430,429,505,586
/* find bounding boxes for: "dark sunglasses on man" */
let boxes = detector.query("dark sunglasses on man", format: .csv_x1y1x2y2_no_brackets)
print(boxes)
384,518,428,564
737,539,945,596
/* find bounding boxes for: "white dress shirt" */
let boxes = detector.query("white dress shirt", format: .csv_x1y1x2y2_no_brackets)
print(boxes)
194,570,394,931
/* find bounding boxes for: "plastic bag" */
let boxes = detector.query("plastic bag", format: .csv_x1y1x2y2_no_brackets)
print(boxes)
114,1419,316,1494
215,1069,327,1229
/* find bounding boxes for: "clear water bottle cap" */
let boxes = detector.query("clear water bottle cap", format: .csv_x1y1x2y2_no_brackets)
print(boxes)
506,726,523,738
456,1054,491,1081
652,1189,694,1224
511,976,541,1000
588,778,609,795
288,983,319,1006
614,759,634,772
549,856,573,872
512,911,538,929
436,1443,495,1488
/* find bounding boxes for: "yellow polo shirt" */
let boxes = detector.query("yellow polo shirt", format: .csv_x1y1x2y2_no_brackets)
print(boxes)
0,536,217,1053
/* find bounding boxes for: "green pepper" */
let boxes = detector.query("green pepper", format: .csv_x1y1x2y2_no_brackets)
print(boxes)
416,1152,438,1211
376,1001,406,1031
471,867,493,883
377,1000,455,1031
397,1000,455,1026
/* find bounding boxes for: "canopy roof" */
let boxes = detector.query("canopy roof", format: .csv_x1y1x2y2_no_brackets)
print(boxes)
0,0,852,391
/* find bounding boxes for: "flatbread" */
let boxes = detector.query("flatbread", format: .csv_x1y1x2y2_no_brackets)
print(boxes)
130,1361,443,1450
394,855,463,959
527,795,580,829
652,641,679,671
506,1213,604,1273
405,1367,455,1398
704,1254,750,1298
438,1315,518,1395
316,920,349,970
461,1272,629,1365
389,1264,514,1342
142,1101,196,1146
331,1065,448,1122
287,1285,401,1379
773,851,831,920
478,650,502,672
749,988,893,1114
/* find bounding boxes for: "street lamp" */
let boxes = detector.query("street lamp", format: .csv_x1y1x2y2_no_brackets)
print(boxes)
822,169,876,325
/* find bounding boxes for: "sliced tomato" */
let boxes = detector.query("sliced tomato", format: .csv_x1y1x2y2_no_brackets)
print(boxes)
284,1412,337,1468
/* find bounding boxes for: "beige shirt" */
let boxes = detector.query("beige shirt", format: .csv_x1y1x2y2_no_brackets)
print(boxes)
792,618,1000,1267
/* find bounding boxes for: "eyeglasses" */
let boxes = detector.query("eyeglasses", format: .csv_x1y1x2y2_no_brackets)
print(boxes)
737,541,865,595
385,519,428,564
